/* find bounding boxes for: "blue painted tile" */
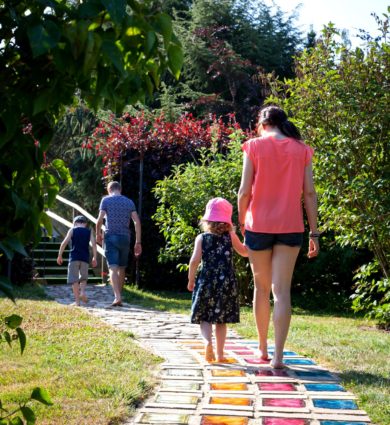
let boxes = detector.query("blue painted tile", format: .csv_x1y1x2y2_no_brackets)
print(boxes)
296,370,333,379
321,422,367,425
313,399,358,409
284,358,316,365
305,383,345,392
268,350,298,356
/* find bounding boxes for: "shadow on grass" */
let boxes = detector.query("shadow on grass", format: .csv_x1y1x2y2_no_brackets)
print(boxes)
338,369,390,389
122,285,191,313
0,283,50,301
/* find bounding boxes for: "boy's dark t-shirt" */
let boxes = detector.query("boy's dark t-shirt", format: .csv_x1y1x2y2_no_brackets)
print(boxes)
70,227,90,263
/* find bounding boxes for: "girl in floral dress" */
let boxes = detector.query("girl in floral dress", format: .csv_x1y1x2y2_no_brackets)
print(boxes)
187,198,248,362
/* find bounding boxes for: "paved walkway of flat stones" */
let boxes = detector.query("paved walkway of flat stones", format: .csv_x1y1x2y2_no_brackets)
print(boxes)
44,284,371,425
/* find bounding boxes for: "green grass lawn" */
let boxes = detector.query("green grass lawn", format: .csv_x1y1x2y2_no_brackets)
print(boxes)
124,285,390,425
0,285,161,425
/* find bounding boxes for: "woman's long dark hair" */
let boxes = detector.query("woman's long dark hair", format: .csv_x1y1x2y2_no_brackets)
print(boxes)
258,106,302,140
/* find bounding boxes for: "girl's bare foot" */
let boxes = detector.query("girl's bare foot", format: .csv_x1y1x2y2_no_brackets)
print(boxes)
259,347,270,360
216,356,228,363
205,344,215,362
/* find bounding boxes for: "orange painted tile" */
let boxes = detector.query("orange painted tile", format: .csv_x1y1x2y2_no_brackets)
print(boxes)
212,357,238,364
201,416,248,425
210,382,248,391
211,369,246,377
210,397,252,406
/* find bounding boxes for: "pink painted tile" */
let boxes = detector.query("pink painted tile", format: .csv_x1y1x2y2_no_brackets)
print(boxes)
244,357,270,364
263,398,305,408
255,369,288,377
258,383,296,391
233,350,255,355
263,418,306,425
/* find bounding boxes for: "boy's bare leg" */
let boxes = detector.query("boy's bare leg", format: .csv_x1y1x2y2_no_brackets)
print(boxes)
72,282,80,306
80,281,87,304
215,323,227,362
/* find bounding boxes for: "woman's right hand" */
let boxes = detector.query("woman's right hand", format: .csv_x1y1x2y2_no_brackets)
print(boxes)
308,237,319,258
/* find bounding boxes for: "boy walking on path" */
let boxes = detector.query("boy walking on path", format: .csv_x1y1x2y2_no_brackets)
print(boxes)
57,215,97,306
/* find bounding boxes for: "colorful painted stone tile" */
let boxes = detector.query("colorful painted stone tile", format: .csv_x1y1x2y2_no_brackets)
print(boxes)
268,350,298,356
258,383,297,391
164,368,203,377
213,357,238,364
201,416,249,425
139,412,190,424
263,418,307,425
210,397,252,406
284,358,316,365
305,383,345,392
233,350,255,355
295,370,333,379
155,393,199,404
313,399,358,410
255,369,289,377
161,380,201,390
320,422,368,425
244,357,270,364
211,369,246,377
210,382,248,391
263,398,305,408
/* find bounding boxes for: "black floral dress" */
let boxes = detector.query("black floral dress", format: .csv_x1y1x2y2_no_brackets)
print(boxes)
190,232,240,324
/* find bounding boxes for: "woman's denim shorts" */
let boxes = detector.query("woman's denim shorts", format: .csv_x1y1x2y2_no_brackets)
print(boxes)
104,234,130,268
245,230,303,251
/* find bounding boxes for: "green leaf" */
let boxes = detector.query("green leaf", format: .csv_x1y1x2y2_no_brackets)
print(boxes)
3,331,11,347
9,416,24,425
0,276,15,302
101,0,126,25
33,91,52,116
40,212,53,237
16,327,27,355
153,13,172,46
5,314,22,329
144,31,156,56
101,39,125,75
27,24,57,58
31,388,53,406
1,237,27,257
0,242,14,260
167,44,183,80
21,406,36,424
51,159,72,183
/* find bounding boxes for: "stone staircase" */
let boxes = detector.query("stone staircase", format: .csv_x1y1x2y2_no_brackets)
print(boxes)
33,239,102,285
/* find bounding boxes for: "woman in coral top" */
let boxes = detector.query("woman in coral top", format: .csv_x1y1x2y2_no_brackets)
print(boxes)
238,105,320,368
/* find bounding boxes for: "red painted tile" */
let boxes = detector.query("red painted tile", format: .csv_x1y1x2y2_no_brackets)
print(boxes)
258,383,296,391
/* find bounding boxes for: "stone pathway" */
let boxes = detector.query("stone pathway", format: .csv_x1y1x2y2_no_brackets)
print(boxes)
44,284,371,425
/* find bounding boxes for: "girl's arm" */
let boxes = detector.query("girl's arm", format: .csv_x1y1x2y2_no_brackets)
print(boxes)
303,161,319,258
238,152,254,233
230,231,248,257
187,234,202,291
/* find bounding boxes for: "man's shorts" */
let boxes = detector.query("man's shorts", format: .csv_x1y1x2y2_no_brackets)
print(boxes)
104,234,130,268
245,230,303,251
67,261,89,284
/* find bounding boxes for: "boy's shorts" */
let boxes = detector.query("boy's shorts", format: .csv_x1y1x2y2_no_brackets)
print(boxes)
245,230,303,250
67,261,89,284
104,233,130,268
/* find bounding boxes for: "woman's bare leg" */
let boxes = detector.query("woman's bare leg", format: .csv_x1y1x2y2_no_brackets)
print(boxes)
271,244,300,368
200,321,215,362
248,249,272,360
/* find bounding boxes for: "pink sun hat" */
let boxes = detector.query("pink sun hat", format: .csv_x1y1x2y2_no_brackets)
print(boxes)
202,197,233,225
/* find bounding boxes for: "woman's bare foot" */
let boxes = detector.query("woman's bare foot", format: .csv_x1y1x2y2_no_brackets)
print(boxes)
80,293,88,304
270,360,286,369
259,347,270,360
216,356,228,363
205,343,215,362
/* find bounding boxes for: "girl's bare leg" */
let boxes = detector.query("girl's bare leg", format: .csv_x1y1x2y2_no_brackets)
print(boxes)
200,321,215,362
215,323,227,361
248,249,272,359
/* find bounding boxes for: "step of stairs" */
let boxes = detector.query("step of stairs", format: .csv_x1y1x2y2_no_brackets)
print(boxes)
33,240,102,285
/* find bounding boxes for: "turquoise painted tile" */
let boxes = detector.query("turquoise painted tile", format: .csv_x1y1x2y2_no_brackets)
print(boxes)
296,371,333,379
305,383,345,392
284,358,316,365
313,399,358,409
320,422,367,425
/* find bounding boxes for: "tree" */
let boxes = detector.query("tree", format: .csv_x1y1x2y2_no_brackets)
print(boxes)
0,0,183,289
267,17,389,326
